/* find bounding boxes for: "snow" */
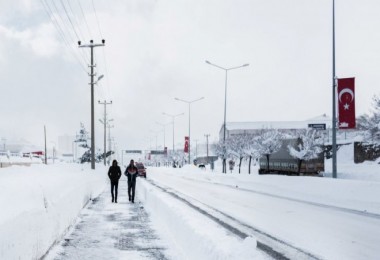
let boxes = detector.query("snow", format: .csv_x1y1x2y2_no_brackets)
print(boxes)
138,179,264,259
146,163,380,259
0,163,107,260
0,142,379,259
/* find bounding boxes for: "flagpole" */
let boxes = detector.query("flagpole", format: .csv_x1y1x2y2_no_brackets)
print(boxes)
332,0,337,178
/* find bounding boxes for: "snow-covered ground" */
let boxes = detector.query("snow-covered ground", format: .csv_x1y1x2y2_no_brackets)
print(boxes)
0,142,379,259
0,163,107,260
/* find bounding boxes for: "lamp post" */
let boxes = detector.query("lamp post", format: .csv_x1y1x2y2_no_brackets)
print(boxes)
332,0,337,179
205,134,210,163
150,129,162,150
205,60,249,173
163,112,184,154
156,121,171,150
175,97,204,164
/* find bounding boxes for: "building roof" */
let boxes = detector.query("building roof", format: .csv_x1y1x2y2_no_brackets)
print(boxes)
224,114,332,131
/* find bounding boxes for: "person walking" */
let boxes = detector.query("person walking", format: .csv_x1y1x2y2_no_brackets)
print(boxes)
108,159,121,203
125,159,138,203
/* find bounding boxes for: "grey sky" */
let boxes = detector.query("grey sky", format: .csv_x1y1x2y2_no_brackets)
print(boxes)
1,0,379,151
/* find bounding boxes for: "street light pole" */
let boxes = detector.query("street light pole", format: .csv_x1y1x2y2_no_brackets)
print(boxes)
156,122,171,149
163,112,184,154
332,0,337,179
78,39,105,170
175,97,204,164
205,134,210,163
205,60,249,173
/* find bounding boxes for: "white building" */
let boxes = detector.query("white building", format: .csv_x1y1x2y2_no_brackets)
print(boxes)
219,114,332,141
58,135,76,155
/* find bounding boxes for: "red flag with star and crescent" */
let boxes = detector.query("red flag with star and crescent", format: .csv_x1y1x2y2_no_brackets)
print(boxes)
184,136,189,153
337,77,355,129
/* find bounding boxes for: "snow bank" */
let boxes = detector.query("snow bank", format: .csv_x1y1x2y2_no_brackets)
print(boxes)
0,163,107,260
138,179,262,260
0,155,42,167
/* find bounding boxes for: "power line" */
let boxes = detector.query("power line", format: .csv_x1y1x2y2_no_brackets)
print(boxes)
50,0,89,65
59,0,80,40
65,0,86,41
40,0,88,72
91,0,103,39
90,0,110,99
76,0,93,39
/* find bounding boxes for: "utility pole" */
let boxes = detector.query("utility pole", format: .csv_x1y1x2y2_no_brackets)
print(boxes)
78,39,105,170
107,124,114,165
1,138,6,151
98,100,112,166
44,126,47,164
205,134,210,163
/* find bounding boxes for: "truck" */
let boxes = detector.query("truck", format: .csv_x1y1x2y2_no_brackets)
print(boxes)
258,138,324,176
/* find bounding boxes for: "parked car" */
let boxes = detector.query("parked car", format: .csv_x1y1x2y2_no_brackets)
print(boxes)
135,162,147,178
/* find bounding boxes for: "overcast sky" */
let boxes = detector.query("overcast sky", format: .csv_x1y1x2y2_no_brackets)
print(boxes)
1,0,380,151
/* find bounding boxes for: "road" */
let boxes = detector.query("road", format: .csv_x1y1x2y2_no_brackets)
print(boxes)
148,168,380,260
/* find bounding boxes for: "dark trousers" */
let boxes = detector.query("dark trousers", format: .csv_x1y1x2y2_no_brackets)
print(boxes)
111,181,119,201
128,181,136,202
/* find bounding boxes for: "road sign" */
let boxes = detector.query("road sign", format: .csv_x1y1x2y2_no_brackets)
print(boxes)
308,124,326,130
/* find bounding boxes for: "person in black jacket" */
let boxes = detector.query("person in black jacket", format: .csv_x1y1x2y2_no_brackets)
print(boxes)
125,159,138,203
108,159,121,203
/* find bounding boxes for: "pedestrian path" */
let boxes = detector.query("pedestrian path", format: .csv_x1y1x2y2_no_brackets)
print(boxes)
45,179,168,260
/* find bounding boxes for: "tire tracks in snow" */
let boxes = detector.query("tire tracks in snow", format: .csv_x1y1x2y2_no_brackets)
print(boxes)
145,179,321,260
181,176,380,220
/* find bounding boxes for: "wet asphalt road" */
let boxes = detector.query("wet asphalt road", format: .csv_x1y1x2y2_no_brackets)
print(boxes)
46,179,168,260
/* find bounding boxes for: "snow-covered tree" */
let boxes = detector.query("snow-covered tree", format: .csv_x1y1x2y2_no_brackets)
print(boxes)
75,122,90,149
257,130,282,172
226,135,246,173
288,129,323,174
214,140,227,172
242,134,262,174
357,94,380,144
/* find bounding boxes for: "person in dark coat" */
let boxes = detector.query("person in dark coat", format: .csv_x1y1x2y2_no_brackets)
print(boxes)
125,159,138,203
108,159,121,203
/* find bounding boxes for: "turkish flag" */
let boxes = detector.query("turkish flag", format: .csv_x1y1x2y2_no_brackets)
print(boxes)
184,136,189,153
337,77,355,129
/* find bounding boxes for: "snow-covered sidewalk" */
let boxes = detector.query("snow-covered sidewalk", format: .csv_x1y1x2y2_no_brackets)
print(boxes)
45,178,168,260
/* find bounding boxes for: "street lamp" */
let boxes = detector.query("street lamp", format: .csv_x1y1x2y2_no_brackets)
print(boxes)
175,97,204,164
150,129,162,150
205,60,249,173
156,121,171,150
94,74,104,84
163,112,184,153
